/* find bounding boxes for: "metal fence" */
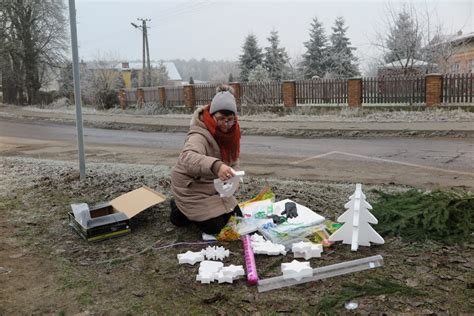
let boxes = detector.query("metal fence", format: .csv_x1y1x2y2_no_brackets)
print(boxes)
296,79,347,105
241,81,282,105
443,73,473,104
362,76,425,104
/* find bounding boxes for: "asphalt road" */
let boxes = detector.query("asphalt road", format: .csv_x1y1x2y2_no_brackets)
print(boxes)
1,118,473,189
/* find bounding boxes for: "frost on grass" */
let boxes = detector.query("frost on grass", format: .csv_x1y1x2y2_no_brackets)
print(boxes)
0,157,172,194
5,103,474,123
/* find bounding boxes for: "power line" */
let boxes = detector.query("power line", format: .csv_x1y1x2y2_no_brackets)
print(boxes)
149,1,209,19
75,2,215,47
152,1,215,26
152,1,213,21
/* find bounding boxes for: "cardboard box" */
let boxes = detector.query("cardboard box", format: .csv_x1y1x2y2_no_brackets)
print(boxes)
69,186,166,242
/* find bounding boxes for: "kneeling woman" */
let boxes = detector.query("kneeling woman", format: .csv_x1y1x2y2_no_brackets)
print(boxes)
170,85,242,234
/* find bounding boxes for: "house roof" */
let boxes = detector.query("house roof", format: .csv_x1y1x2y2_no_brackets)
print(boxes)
113,61,182,81
380,58,429,69
181,79,208,85
83,61,117,70
427,31,474,48
450,31,474,45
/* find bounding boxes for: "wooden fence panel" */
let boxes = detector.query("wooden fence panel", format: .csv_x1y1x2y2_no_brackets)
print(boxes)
241,81,282,105
362,76,425,104
195,84,219,106
124,89,136,105
296,79,347,105
121,74,472,108
164,86,184,106
443,73,473,103
142,87,159,103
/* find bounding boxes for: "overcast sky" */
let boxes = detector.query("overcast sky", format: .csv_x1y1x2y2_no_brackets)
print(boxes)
74,0,473,71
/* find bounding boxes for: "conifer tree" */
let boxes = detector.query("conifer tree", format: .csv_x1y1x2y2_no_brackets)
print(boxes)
384,10,422,69
228,73,234,83
263,30,289,81
239,34,263,82
248,65,270,82
300,17,328,78
327,17,359,78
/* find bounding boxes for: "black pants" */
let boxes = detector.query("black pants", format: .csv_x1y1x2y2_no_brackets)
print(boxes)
169,198,242,235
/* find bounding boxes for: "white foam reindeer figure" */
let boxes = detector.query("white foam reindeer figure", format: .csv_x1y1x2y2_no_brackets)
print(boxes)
329,183,384,251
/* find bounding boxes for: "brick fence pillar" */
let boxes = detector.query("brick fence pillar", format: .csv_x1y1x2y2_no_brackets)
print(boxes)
425,74,443,107
136,88,145,109
158,87,166,106
347,78,362,108
282,80,296,108
230,82,241,107
118,89,126,110
183,84,195,110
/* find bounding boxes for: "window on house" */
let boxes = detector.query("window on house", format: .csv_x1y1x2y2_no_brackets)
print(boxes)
451,63,460,74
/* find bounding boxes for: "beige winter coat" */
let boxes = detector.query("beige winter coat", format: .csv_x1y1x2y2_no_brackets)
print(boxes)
171,106,239,221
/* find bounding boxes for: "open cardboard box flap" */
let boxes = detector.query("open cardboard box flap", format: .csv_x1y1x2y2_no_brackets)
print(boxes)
110,186,166,219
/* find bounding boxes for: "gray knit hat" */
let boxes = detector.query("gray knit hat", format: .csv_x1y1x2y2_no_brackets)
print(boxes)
210,91,237,114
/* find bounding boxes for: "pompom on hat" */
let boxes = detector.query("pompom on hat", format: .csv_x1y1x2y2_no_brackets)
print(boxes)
209,85,237,115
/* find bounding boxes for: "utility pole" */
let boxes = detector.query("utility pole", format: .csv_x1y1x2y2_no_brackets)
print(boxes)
144,21,151,87
68,0,86,180
131,18,151,87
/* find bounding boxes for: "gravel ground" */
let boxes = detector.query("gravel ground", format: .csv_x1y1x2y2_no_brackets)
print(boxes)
20,103,474,122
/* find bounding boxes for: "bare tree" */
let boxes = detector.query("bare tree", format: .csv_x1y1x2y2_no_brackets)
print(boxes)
422,29,463,74
0,0,68,104
81,55,122,109
150,60,169,86
376,4,422,74
361,58,380,77
208,61,240,83
371,3,455,75
287,53,305,80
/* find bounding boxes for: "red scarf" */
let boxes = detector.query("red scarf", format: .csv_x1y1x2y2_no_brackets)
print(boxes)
202,105,240,164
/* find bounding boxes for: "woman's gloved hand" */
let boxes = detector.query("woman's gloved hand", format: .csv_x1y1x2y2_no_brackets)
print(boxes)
282,202,298,219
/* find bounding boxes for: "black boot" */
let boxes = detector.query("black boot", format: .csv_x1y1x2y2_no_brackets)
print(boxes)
169,198,191,227
232,204,243,217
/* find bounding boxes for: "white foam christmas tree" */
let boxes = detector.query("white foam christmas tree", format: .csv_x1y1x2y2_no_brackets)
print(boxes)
329,184,384,251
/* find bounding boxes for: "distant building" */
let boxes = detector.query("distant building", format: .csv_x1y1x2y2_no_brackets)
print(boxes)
440,31,474,74
377,58,431,77
113,61,182,88
181,79,208,85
